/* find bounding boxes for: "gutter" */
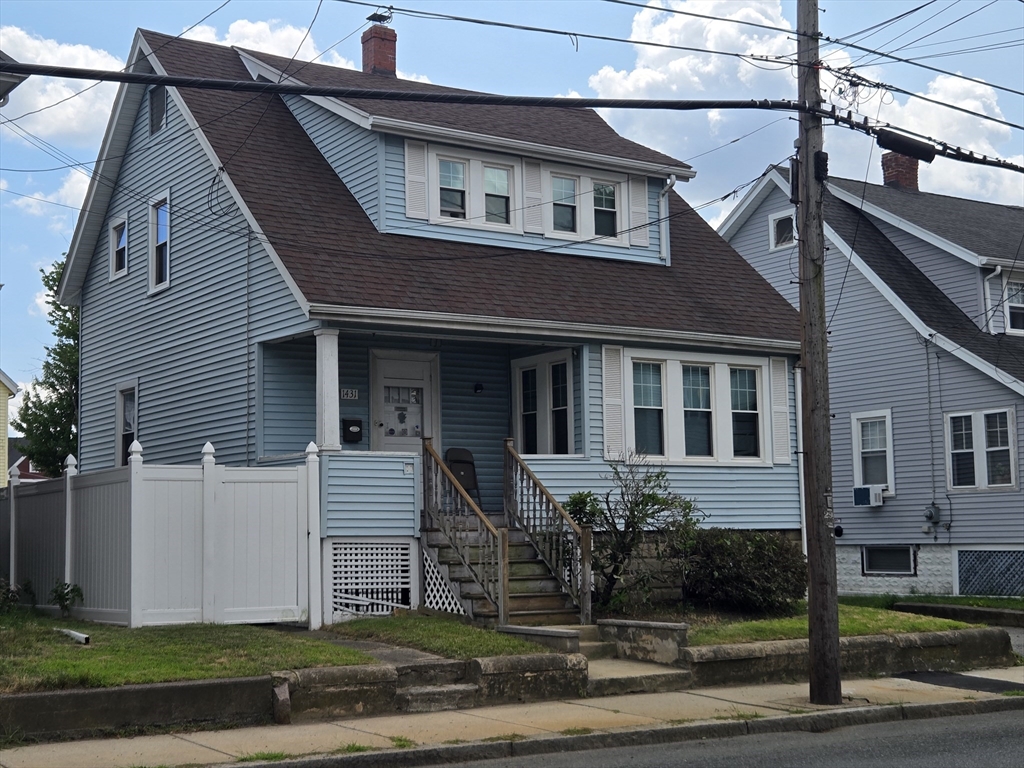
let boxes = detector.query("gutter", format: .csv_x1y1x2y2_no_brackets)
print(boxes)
307,303,802,354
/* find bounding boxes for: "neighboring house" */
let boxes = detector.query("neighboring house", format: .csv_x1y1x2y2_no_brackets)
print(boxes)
54,26,804,624
7,440,51,483
721,153,1024,597
0,369,17,489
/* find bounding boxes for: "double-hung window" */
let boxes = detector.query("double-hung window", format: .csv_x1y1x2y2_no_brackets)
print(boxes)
513,351,575,455
149,193,171,292
851,409,894,492
552,176,578,233
484,166,510,224
633,362,664,456
682,365,713,457
946,408,1017,490
439,159,467,219
1006,276,1024,333
730,368,760,458
593,182,617,237
109,216,128,279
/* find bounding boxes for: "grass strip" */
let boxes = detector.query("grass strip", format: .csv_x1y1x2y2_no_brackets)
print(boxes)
688,604,973,646
838,595,1024,611
327,614,549,659
0,610,373,694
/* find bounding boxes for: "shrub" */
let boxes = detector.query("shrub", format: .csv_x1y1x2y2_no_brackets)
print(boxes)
681,528,806,615
0,578,19,614
565,454,703,609
49,582,84,619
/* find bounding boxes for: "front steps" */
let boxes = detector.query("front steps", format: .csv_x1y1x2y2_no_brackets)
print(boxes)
424,527,582,626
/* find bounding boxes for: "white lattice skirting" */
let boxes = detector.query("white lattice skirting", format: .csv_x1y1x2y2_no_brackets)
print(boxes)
328,540,414,619
422,550,465,615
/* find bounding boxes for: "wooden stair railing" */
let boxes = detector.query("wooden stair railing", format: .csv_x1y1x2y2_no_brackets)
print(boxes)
422,438,509,624
503,438,592,624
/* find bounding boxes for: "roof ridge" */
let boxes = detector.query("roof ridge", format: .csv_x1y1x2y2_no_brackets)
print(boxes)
831,175,1024,212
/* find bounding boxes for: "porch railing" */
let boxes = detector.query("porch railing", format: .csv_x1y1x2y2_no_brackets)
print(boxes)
422,438,508,624
503,439,592,624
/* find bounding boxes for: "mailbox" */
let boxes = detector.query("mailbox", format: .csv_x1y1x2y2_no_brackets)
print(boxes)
342,418,363,443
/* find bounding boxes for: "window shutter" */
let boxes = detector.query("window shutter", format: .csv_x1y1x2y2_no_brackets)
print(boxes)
523,161,544,233
603,346,625,459
770,357,791,465
405,140,428,220
629,176,649,247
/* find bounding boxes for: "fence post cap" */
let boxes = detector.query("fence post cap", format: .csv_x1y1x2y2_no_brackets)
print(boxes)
305,441,319,456
128,440,144,459
9,465,20,481
64,454,77,469
201,442,216,459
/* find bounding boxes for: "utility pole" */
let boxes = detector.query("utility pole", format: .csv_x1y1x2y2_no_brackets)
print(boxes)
796,0,842,705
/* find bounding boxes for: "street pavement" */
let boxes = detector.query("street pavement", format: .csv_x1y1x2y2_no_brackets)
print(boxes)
1,665,1020,768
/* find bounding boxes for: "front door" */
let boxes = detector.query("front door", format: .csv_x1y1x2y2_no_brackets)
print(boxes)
371,352,438,452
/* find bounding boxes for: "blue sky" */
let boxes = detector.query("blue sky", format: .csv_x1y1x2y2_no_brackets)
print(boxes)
2,0,1022,433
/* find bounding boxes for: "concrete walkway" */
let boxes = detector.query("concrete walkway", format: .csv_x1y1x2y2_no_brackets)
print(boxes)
2,665,1021,768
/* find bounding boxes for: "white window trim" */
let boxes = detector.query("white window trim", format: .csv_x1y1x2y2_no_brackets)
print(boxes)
148,190,171,295
768,209,796,251
427,146,523,233
621,348,773,466
114,378,139,468
851,408,896,496
943,407,1018,492
1003,270,1024,336
512,349,578,457
108,214,128,281
542,164,629,247
861,545,916,576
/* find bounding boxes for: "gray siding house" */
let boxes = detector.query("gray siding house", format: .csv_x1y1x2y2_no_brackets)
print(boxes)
721,155,1024,597
58,27,805,623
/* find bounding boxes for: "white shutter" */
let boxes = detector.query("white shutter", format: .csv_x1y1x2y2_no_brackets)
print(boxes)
603,346,625,459
523,161,544,233
629,176,649,247
405,140,428,220
770,357,792,465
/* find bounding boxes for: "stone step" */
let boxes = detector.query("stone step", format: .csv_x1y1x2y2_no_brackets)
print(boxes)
395,659,467,688
579,640,617,660
395,683,479,713
585,659,692,697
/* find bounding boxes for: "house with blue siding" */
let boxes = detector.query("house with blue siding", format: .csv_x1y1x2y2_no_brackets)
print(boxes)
57,26,804,625
721,155,1023,598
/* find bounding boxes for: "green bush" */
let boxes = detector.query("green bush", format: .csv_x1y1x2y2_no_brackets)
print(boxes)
681,528,806,615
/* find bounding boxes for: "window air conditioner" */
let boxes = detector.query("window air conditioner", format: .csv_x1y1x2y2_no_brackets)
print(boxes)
852,485,885,508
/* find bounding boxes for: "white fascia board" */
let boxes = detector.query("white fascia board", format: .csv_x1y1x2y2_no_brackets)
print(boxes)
825,223,1023,396
59,35,148,305
0,368,19,395
717,169,789,241
155,49,310,316
307,303,801,354
827,184,983,267
235,49,694,181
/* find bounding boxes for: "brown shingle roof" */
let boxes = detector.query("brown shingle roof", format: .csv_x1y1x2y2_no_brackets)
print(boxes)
142,30,800,344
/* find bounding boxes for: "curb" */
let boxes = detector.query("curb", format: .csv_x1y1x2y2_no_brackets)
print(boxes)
225,696,1024,768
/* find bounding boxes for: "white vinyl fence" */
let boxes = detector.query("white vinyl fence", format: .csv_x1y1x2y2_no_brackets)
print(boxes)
1,441,321,628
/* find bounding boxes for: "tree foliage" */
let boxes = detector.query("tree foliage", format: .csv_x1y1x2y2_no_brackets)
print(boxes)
12,258,78,477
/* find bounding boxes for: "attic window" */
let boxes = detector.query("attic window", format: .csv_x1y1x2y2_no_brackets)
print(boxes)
439,160,466,219
552,176,578,233
109,216,128,280
149,85,166,135
1007,278,1024,333
769,210,795,250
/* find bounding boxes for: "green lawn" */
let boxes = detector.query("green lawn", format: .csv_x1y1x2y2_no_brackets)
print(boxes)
327,614,550,658
688,604,973,646
839,594,1024,611
0,611,374,693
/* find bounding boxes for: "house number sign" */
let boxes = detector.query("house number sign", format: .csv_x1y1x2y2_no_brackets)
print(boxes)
339,388,359,400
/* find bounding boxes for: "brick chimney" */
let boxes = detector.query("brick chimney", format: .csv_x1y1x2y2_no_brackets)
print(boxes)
881,151,919,191
361,25,396,77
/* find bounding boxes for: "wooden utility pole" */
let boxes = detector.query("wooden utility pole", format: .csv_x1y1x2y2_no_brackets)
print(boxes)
796,0,842,705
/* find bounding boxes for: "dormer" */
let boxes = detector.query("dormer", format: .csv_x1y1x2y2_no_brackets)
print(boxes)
236,26,692,267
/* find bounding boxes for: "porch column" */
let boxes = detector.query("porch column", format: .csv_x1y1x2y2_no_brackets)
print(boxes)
314,329,342,451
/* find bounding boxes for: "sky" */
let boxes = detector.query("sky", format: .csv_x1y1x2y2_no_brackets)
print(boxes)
2,0,1023,435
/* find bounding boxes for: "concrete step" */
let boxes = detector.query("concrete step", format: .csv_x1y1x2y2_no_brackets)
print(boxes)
579,640,617,660
586,659,692,697
395,683,479,713
395,659,467,688
546,624,601,642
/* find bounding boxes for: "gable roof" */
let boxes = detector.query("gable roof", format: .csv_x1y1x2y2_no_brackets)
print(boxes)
827,177,1024,265
61,30,800,351
720,167,1024,393
0,368,18,396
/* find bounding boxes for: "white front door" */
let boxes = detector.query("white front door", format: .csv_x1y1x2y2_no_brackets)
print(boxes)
371,353,438,452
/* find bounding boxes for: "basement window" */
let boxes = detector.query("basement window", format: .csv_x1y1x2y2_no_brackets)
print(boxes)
862,546,915,575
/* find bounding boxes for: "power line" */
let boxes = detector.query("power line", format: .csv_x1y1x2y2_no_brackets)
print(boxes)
833,0,939,44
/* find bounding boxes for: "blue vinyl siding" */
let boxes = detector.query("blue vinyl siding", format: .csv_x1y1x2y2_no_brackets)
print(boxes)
381,134,665,265
322,452,419,537
281,96,380,226
261,337,316,456
77,87,315,472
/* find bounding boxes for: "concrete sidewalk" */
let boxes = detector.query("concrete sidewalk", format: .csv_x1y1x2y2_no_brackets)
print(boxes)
2,665,1021,768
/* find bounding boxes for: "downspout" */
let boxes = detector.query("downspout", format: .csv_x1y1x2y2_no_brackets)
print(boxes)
982,266,1002,332
795,365,808,556
659,175,676,263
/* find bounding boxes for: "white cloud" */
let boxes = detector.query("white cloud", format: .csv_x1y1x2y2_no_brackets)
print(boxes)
9,169,87,238
185,19,356,69
0,26,123,147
